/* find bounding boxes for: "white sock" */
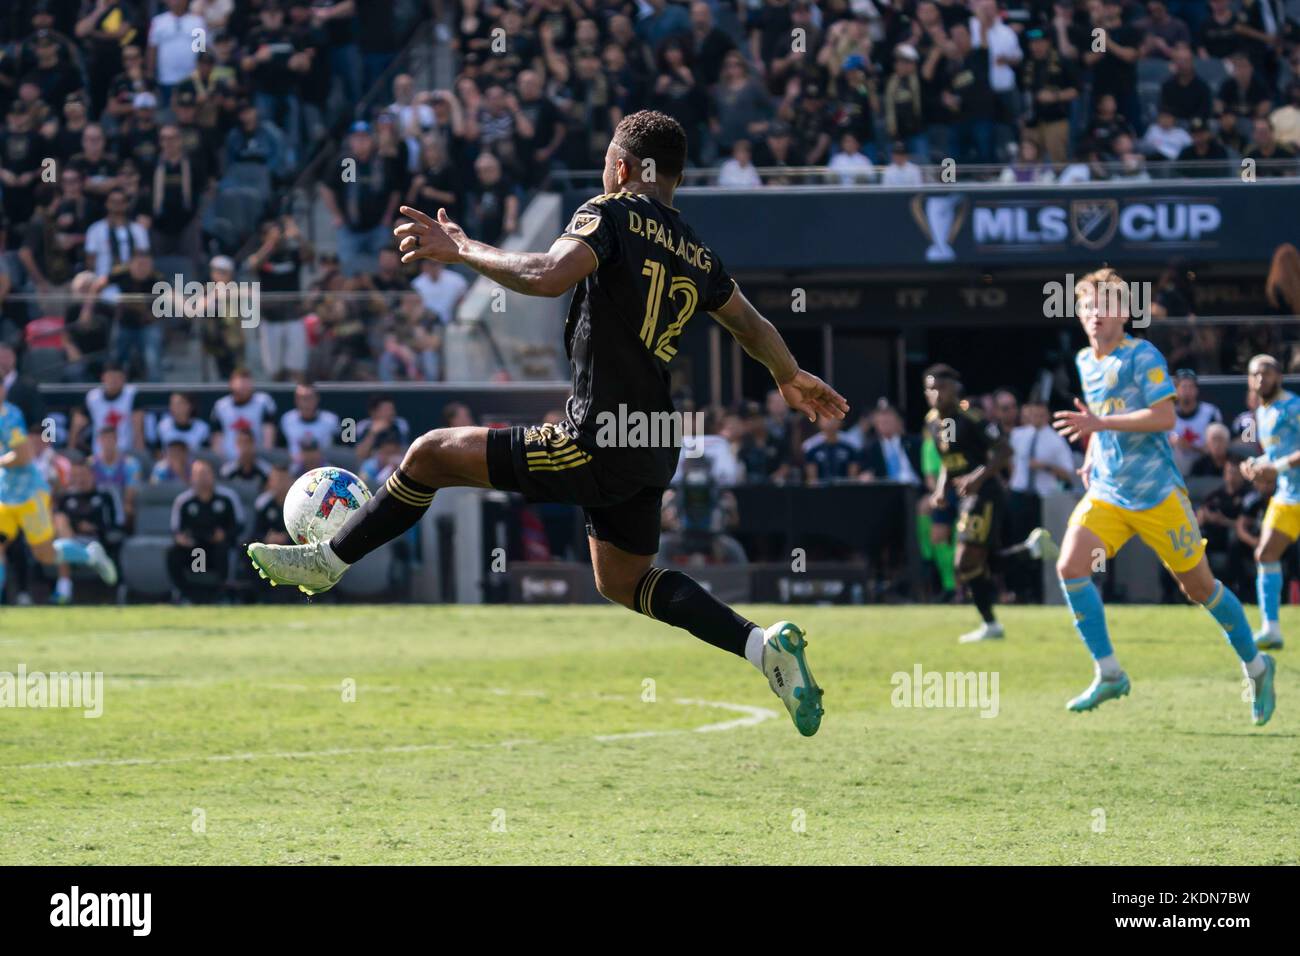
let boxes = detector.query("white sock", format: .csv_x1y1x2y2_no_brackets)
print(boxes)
55,577,73,598
319,541,350,573
1095,655,1122,679
1244,656,1267,680
744,626,766,672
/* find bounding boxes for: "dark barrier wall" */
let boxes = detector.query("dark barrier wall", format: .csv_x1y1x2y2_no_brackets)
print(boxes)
567,180,1299,272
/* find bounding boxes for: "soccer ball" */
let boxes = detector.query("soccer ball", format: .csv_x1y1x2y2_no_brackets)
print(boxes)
284,466,372,545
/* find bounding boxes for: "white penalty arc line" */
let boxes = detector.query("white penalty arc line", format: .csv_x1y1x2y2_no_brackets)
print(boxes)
2,698,779,771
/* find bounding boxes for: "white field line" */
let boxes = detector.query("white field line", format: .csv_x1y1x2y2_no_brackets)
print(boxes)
2,693,779,771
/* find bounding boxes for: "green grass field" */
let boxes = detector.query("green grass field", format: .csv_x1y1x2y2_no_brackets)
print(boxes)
1,604,1296,865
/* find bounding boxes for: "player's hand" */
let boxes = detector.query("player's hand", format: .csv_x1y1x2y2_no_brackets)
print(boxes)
1053,398,1101,443
1247,455,1276,481
394,205,465,264
953,471,982,497
1240,456,1258,480
778,370,849,423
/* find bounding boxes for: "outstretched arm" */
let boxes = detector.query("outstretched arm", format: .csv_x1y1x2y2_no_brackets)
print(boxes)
710,285,849,423
394,205,595,297
1053,396,1175,442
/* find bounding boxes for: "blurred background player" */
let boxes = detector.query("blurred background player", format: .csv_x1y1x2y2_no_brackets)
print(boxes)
1240,353,1300,651
1053,269,1276,724
1,381,117,604
924,364,1012,642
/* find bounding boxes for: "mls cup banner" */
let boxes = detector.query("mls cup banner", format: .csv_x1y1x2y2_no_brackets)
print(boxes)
658,181,1299,271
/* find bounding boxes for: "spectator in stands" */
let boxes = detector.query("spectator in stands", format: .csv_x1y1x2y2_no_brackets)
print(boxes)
1164,43,1211,123
804,416,861,483
1139,0,1193,60
1141,107,1194,161
882,44,928,162
156,390,211,453
106,42,154,125
408,131,463,222
712,51,771,157
1086,0,1143,131
90,423,142,526
242,1,309,169
1197,453,1250,596
61,271,113,382
1190,421,1233,477
465,151,519,247
1171,368,1224,473
411,258,468,325
19,186,79,302
69,124,120,202
246,215,312,382
168,457,241,603
999,137,1055,182
753,122,799,183
353,394,410,460
195,254,245,382
880,139,924,185
1019,25,1077,166
735,402,792,484
322,120,400,276
1217,49,1273,125
1198,0,1245,61
361,428,405,489
149,123,207,262
1083,93,1136,157
76,361,143,456
83,188,150,300
148,0,205,107
294,432,325,474
110,249,164,382
1112,133,1152,180
210,367,278,460
280,382,339,457
150,438,193,484
969,0,1022,149
717,137,763,187
828,131,874,184
942,23,997,165
220,425,272,486
252,462,293,546
224,100,284,175
1177,115,1231,176
861,404,922,485
0,103,42,235
1244,117,1297,176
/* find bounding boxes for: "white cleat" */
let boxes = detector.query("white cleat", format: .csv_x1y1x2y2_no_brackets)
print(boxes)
1254,626,1284,651
86,540,118,586
761,621,825,737
247,541,345,595
958,621,1005,643
1025,527,1059,561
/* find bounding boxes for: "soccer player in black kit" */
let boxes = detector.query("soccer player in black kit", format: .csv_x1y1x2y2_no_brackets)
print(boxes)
248,111,847,736
923,364,1013,643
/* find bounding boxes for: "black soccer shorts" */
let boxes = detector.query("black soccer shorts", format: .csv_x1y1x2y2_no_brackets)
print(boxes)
956,480,1006,549
486,423,665,556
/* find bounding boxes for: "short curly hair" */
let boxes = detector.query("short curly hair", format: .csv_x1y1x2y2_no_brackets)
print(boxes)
612,110,687,181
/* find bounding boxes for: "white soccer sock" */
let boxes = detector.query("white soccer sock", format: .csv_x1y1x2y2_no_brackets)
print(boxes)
319,541,350,573
1095,655,1122,679
1244,656,1267,680
55,577,73,599
744,626,766,672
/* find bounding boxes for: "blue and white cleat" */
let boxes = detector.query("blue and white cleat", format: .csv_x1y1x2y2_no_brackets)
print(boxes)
247,541,345,595
762,621,824,737
86,540,118,586
959,621,1005,643
1250,653,1277,726
1254,627,1284,651
1066,671,1131,712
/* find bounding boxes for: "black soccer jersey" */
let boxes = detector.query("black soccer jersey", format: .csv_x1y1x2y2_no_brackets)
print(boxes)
925,405,1002,479
558,191,736,486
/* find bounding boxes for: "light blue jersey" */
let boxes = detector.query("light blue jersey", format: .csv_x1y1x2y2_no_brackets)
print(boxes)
0,402,47,505
1077,336,1183,511
1256,389,1300,505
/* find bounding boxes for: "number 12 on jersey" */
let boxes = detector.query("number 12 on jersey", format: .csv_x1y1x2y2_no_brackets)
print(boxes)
639,258,699,362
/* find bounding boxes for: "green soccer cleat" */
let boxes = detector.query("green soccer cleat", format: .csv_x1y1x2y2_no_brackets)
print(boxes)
1066,671,1131,712
762,621,825,737
247,541,345,596
1250,653,1277,726
1025,527,1059,562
